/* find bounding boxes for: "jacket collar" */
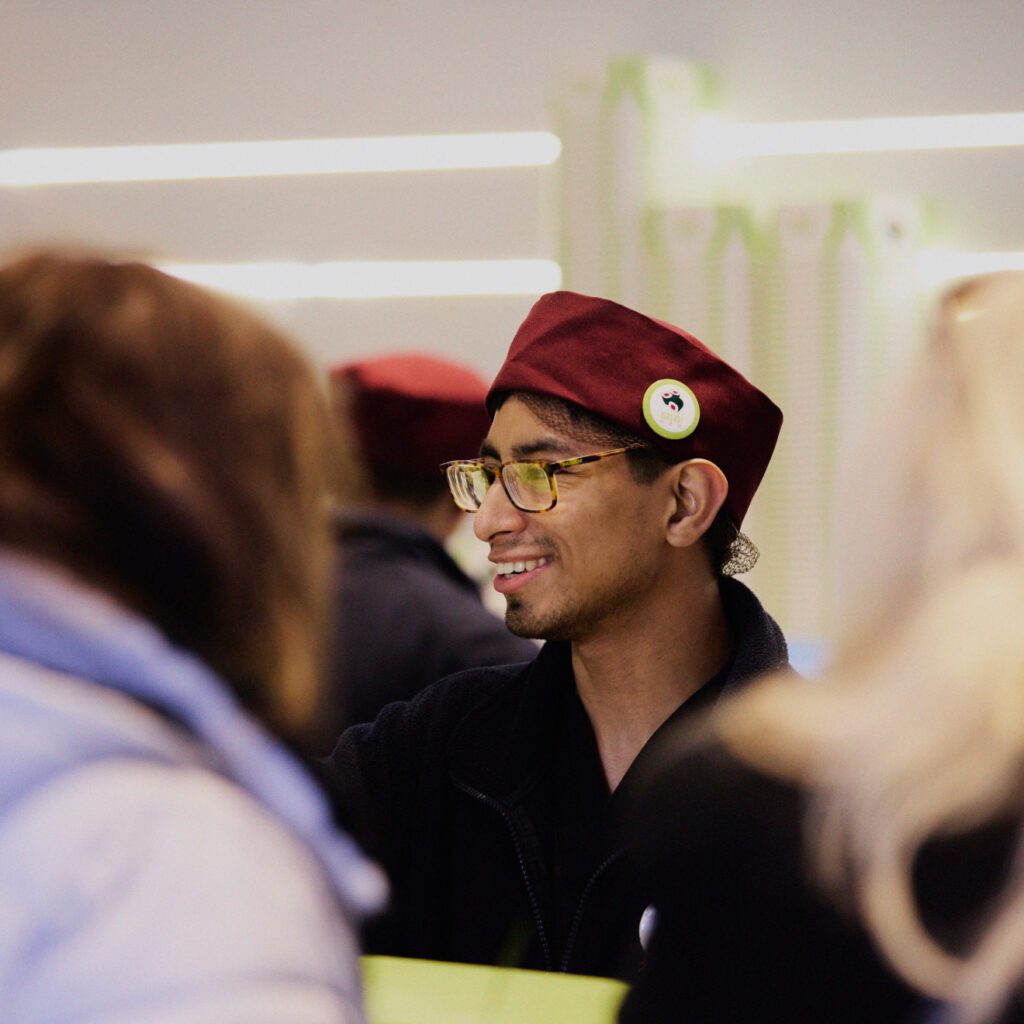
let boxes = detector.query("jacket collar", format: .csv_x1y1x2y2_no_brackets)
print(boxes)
446,577,789,803
717,575,790,693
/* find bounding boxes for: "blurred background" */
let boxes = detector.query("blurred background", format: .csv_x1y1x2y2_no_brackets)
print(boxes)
4,0,1023,662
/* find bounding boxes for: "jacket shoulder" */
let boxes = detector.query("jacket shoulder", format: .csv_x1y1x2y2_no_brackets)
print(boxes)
324,659,534,857
331,659,531,763
1,759,363,1021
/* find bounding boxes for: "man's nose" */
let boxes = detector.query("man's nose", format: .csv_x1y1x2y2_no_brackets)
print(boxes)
473,476,528,542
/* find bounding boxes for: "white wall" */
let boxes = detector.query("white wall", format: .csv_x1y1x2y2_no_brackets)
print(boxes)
2,0,1023,371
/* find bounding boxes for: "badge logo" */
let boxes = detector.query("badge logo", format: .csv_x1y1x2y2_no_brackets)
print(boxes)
642,379,699,439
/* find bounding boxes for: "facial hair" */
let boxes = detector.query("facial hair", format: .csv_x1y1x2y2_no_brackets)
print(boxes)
503,550,661,642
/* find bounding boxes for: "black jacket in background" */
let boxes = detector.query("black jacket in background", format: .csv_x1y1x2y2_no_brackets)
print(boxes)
327,577,790,980
328,511,536,730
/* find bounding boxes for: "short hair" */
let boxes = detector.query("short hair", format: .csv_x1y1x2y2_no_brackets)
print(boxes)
496,391,757,575
0,250,335,749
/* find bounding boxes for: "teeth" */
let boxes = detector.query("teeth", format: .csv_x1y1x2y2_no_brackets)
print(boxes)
496,557,548,576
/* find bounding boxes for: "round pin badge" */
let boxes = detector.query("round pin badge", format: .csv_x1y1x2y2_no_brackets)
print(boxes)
642,378,700,439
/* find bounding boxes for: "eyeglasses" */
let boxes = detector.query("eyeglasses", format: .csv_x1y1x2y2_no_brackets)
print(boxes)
442,446,640,513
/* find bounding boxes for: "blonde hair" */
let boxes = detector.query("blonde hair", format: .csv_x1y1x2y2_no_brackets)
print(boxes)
716,272,1024,1023
0,249,335,750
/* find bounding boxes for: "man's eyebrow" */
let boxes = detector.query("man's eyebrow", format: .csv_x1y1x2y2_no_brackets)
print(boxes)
479,437,578,461
513,438,579,459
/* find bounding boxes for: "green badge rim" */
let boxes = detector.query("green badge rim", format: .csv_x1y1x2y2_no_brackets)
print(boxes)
642,379,700,440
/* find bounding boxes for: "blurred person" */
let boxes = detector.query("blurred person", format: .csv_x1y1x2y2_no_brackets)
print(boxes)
327,354,535,729
328,292,788,978
619,273,1024,1023
0,250,385,1023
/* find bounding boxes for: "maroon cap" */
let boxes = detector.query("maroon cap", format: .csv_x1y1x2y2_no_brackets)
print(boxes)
487,291,782,525
331,353,490,476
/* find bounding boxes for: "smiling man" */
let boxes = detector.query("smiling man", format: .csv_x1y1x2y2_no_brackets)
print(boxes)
327,291,788,979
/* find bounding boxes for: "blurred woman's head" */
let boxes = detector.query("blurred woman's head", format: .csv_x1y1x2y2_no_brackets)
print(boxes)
0,249,334,747
833,270,1024,660
716,271,1024,1022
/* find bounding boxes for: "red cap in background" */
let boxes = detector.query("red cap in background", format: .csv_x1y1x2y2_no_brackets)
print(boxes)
331,353,490,477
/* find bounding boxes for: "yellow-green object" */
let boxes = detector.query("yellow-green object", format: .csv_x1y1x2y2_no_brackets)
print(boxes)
361,956,628,1024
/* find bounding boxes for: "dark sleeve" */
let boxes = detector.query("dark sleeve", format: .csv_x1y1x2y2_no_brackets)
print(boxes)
618,744,921,1024
323,682,452,956
324,687,438,864
325,664,525,849
322,667,521,956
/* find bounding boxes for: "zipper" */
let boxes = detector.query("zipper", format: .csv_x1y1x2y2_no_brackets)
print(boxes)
453,778,554,970
559,850,622,972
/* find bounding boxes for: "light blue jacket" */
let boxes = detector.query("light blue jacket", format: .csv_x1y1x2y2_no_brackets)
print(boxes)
0,552,386,1023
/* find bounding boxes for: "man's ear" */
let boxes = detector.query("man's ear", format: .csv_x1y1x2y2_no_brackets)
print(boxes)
665,459,729,549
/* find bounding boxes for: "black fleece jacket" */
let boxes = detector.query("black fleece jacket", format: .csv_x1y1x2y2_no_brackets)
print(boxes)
327,577,790,979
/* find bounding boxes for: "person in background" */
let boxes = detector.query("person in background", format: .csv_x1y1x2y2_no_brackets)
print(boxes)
619,272,1024,1024
0,250,385,1024
327,353,535,730
328,291,788,979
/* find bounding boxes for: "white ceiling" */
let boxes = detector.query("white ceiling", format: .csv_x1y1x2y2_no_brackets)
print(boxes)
3,0,1023,372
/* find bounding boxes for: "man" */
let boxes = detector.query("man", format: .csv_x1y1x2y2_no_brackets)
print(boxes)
327,353,535,730
328,292,788,978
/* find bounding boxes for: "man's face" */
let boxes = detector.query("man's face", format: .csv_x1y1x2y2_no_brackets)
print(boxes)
473,396,673,641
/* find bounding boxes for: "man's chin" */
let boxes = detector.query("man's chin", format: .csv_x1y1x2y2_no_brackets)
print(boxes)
505,597,575,642
504,597,545,640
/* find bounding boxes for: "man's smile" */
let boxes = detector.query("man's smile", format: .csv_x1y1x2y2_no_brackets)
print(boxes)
494,556,549,576
492,556,551,594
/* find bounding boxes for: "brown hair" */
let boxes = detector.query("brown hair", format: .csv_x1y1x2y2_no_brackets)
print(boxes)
0,250,334,749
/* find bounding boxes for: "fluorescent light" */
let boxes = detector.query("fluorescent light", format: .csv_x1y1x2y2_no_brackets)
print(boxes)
0,132,562,187
916,248,1024,290
158,259,563,300
694,112,1024,163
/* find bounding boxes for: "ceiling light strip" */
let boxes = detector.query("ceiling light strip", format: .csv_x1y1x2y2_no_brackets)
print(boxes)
0,132,562,187
694,112,1024,160
158,259,563,300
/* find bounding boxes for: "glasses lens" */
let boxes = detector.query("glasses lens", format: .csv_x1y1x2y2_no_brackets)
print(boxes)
446,463,491,511
504,461,554,512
